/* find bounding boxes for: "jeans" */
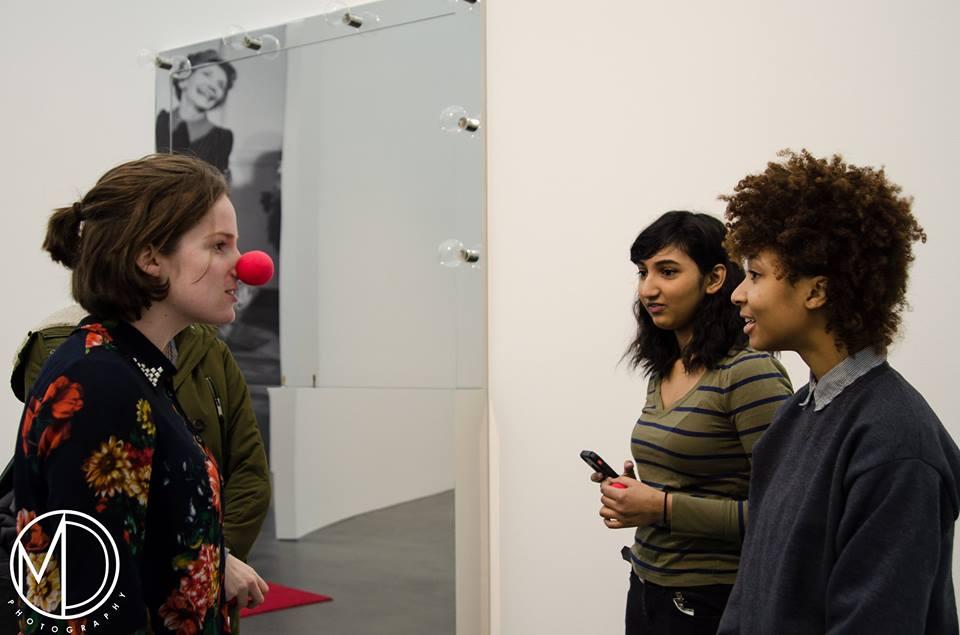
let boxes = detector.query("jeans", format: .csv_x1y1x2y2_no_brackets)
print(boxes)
626,571,732,635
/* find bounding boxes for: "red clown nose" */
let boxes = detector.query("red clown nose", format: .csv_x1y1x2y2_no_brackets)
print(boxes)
236,250,275,286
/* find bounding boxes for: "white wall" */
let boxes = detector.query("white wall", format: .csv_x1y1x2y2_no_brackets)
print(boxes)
486,1,960,633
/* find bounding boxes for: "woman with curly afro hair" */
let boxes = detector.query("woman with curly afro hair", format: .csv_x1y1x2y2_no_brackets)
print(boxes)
716,150,960,635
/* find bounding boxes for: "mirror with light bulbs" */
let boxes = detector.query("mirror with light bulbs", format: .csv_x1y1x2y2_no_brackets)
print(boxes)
153,0,485,632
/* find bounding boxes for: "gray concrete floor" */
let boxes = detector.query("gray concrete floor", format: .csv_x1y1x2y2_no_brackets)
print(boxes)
240,490,455,634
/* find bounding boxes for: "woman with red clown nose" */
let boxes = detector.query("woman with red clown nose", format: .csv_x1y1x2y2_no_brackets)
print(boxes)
10,154,273,634
8,247,274,633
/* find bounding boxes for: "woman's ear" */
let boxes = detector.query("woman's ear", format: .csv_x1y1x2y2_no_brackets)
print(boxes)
704,264,727,295
136,246,162,279
804,276,829,309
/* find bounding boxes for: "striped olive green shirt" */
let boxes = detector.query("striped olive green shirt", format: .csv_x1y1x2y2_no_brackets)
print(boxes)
629,348,793,587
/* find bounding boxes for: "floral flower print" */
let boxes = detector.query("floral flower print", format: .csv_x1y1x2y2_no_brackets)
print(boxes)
160,543,221,634
25,552,61,613
125,445,154,506
37,421,72,459
44,376,84,421
15,510,50,553
15,509,36,534
158,589,200,635
80,323,112,351
182,544,221,617
20,376,84,458
82,436,134,498
137,399,157,437
204,449,221,517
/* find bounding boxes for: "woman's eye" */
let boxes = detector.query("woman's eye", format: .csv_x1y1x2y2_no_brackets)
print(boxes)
748,271,759,281
214,242,226,252
661,269,676,277
637,270,647,279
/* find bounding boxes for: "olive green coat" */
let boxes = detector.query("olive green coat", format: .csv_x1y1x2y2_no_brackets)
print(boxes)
11,315,271,562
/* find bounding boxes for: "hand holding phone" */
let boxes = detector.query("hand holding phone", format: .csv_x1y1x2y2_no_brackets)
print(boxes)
580,450,625,487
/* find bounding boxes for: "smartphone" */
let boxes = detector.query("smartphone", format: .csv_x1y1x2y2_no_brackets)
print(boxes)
580,450,620,480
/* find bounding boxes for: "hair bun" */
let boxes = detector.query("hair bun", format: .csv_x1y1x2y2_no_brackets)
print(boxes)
42,201,84,269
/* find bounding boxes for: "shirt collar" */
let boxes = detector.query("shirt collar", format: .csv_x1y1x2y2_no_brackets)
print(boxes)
798,347,886,412
78,317,177,391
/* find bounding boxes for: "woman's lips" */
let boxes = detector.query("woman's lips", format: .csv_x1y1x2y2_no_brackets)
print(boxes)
646,303,665,315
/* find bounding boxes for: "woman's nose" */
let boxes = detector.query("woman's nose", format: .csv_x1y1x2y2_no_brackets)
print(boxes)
639,276,658,299
731,279,746,305
229,249,242,276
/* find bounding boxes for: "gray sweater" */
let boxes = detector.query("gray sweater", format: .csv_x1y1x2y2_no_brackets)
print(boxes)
718,363,960,634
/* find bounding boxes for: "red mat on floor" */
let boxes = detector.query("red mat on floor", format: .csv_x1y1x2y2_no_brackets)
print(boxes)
239,582,333,618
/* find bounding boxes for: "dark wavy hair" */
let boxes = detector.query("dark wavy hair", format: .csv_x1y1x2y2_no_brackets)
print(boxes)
625,211,748,377
721,149,926,354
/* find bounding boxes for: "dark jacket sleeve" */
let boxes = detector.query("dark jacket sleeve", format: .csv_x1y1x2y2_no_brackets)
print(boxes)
217,340,270,561
826,459,952,634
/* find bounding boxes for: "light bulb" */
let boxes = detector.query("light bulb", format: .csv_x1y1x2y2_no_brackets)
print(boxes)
440,106,481,136
223,26,282,57
222,25,248,51
466,246,481,269
438,239,480,268
321,3,380,30
137,49,191,79
259,34,282,58
321,2,350,27
450,0,481,10
343,12,363,28
351,11,381,29
169,56,192,80
137,48,159,69
438,239,463,267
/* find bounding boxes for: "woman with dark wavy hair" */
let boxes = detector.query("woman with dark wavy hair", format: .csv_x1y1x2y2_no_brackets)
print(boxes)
592,210,793,635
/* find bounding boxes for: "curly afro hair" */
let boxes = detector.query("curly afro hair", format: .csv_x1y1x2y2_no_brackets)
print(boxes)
721,149,926,354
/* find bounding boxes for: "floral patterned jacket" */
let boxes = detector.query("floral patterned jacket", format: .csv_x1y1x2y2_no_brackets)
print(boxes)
13,319,228,634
